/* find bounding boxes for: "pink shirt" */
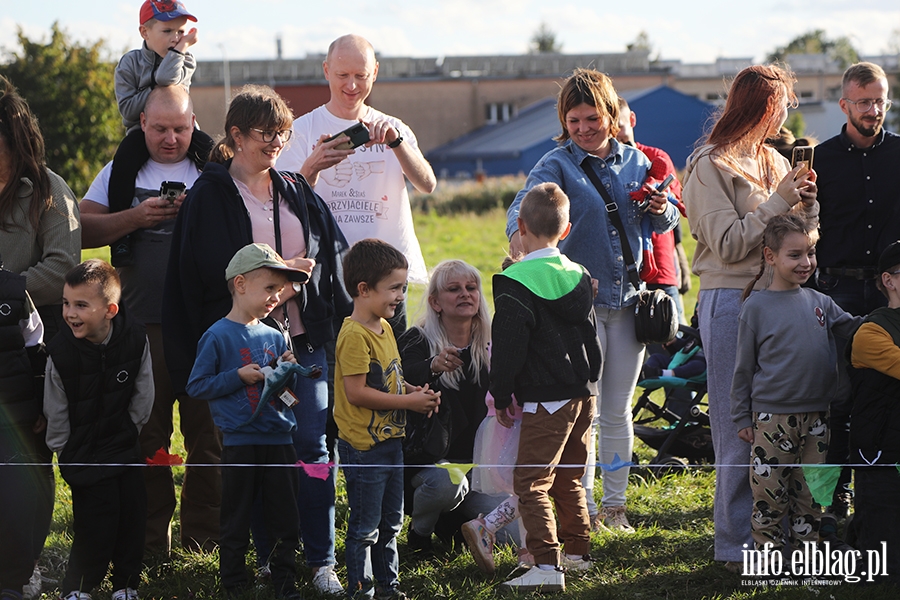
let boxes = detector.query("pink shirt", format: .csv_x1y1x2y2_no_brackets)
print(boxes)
235,178,307,337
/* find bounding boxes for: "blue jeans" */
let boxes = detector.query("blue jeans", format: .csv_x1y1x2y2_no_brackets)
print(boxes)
339,437,403,599
291,343,335,567
251,343,336,568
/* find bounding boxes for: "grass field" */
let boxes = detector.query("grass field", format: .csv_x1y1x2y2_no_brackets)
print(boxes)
44,212,886,599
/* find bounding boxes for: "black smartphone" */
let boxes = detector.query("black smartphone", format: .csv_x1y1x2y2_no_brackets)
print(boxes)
791,146,814,179
159,181,186,205
638,174,676,211
324,122,370,150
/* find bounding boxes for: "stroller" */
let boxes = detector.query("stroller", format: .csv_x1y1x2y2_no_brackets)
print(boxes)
631,324,714,474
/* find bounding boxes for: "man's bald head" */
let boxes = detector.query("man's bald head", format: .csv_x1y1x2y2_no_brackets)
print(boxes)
323,34,379,120
141,85,196,164
326,34,375,65
144,84,193,120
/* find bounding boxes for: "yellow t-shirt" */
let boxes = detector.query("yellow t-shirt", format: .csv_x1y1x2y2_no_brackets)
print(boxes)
334,317,407,451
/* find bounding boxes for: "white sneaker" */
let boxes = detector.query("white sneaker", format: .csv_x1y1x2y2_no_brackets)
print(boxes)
560,554,592,572
111,588,139,600
500,566,565,593
461,516,496,574
62,592,93,600
312,564,343,595
22,565,41,599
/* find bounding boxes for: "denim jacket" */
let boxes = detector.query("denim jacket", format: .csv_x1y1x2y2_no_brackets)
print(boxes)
506,138,679,310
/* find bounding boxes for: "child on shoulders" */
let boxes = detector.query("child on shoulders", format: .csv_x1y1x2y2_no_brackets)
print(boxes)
491,182,602,593
109,0,209,267
731,213,862,552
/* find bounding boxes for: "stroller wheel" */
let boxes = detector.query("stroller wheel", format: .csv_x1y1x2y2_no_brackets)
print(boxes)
648,455,687,478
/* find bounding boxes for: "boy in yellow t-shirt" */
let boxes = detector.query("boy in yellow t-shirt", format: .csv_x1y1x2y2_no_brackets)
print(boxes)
334,238,441,600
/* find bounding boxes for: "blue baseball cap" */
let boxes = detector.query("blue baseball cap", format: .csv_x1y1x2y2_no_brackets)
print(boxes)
140,0,197,24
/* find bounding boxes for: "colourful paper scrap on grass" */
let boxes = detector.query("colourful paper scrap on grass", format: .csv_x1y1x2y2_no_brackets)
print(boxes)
296,460,334,480
803,465,842,507
146,448,184,466
436,463,475,485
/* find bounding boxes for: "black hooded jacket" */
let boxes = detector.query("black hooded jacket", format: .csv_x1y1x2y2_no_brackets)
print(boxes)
490,252,602,409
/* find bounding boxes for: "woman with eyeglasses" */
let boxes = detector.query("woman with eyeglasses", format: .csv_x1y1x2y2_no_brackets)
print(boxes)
682,64,818,571
163,84,352,594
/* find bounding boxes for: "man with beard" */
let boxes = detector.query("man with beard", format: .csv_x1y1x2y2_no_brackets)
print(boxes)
813,61,899,525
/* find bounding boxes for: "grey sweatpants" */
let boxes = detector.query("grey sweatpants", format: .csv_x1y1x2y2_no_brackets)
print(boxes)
699,288,754,562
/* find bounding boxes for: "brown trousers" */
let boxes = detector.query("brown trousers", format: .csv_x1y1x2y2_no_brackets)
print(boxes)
514,396,594,566
141,324,222,553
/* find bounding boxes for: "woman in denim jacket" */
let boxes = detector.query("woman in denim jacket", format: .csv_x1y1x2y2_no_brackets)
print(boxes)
506,68,679,532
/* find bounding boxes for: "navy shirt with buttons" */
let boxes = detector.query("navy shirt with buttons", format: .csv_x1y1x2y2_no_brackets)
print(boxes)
816,125,900,269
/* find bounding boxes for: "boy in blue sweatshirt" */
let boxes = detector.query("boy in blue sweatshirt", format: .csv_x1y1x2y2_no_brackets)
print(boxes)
186,243,308,600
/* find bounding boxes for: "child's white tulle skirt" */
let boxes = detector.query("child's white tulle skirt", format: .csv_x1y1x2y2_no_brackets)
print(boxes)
472,415,521,495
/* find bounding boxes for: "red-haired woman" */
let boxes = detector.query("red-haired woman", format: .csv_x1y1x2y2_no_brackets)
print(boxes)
683,65,818,569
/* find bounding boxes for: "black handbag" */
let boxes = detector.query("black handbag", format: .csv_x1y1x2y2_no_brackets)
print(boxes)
580,159,678,345
403,403,452,464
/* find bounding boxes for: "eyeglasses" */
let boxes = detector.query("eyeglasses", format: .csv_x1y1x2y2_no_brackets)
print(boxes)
842,97,893,113
249,128,293,143
888,270,900,276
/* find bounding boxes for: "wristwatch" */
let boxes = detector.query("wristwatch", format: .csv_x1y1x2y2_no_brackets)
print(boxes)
387,136,403,149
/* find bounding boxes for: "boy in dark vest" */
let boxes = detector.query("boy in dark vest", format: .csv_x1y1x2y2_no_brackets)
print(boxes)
43,260,153,600
847,240,900,585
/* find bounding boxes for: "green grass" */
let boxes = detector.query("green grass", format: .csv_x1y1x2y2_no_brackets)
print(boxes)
49,213,886,599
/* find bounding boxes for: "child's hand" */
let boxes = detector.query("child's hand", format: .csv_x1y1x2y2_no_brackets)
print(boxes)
281,350,297,364
238,363,265,385
496,405,514,429
407,383,441,415
175,28,199,53
738,426,754,444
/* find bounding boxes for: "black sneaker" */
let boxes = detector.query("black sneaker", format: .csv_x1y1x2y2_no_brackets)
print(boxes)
110,235,134,267
819,513,854,552
407,528,433,554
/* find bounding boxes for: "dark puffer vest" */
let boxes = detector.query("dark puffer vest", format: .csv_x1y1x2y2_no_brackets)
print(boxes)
848,307,900,465
47,307,146,486
0,269,37,428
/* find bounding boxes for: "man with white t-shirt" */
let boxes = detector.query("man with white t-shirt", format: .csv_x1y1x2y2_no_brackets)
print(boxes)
278,33,437,337
80,85,219,555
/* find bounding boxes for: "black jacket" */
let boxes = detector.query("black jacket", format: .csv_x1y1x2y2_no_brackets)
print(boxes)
848,307,900,465
47,307,146,486
398,326,488,463
0,269,43,428
162,161,353,394
490,254,602,409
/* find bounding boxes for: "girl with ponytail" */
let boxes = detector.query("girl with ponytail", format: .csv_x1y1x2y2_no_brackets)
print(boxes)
731,212,860,552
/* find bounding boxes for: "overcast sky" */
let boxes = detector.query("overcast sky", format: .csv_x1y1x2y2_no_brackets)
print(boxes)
3,1,899,66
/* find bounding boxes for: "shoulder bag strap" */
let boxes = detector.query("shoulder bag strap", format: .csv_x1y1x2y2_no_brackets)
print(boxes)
579,158,642,290
270,177,294,353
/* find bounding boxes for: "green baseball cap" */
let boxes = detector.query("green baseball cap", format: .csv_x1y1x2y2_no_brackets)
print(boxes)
225,243,309,283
